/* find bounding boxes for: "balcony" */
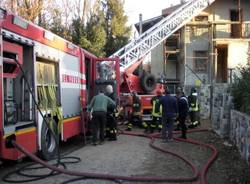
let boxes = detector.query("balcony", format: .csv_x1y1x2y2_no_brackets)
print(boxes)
213,21,250,39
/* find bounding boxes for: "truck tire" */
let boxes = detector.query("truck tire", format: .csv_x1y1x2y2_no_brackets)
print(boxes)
140,73,156,92
40,118,58,160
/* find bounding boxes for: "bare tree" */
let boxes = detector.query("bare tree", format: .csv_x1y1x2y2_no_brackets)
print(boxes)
82,0,91,24
0,0,99,42
1,0,45,22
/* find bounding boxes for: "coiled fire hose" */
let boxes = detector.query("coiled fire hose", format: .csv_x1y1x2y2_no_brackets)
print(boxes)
8,129,218,184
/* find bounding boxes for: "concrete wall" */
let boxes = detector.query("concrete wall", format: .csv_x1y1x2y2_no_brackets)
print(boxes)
151,43,164,77
177,27,186,86
228,41,250,80
228,42,249,68
205,0,250,38
184,26,210,86
165,60,177,79
151,42,178,79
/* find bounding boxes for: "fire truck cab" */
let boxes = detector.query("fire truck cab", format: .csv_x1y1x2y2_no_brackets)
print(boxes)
0,8,120,161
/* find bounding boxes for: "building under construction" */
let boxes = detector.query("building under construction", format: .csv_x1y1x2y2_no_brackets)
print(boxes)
136,0,249,119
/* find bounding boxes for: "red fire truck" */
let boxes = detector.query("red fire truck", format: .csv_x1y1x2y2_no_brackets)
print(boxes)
119,56,164,122
0,8,120,161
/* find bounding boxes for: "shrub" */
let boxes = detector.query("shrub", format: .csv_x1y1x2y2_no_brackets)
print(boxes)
231,54,250,115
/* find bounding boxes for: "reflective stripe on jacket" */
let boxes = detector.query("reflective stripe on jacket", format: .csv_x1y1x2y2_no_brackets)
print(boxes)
190,100,199,112
152,97,162,117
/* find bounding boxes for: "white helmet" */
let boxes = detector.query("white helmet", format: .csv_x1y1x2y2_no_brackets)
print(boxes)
106,85,113,94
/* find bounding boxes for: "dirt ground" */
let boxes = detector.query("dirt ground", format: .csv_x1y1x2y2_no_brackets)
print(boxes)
0,120,250,184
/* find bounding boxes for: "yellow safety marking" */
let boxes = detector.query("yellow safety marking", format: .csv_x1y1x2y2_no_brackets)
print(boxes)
3,127,36,139
63,116,81,123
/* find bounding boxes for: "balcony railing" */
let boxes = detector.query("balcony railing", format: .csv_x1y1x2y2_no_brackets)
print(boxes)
213,21,250,39
186,21,250,39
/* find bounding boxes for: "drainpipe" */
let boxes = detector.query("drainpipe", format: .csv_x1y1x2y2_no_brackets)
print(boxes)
138,14,143,76
139,14,142,36
238,0,242,38
210,4,216,120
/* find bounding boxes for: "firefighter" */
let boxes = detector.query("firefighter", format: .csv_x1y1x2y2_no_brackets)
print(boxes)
145,90,162,133
88,90,115,145
159,87,178,142
188,87,199,128
176,89,189,139
105,85,118,141
126,92,142,131
175,86,184,131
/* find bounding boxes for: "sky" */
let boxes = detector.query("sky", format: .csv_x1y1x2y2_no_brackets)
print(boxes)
123,0,181,26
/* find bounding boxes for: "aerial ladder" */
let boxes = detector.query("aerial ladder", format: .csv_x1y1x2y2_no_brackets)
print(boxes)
109,0,216,121
110,0,216,74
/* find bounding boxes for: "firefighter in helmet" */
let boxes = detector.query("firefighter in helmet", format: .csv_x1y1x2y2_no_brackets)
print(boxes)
146,89,162,133
175,86,184,131
126,91,142,131
105,85,118,140
176,88,189,139
188,87,199,128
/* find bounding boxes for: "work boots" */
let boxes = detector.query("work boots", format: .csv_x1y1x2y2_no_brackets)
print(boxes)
125,127,132,131
179,135,187,139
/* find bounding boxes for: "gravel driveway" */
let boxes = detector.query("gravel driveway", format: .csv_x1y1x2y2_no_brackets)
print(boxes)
0,120,249,184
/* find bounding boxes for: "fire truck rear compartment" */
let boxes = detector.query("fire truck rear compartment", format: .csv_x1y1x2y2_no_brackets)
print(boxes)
3,41,35,133
36,59,59,111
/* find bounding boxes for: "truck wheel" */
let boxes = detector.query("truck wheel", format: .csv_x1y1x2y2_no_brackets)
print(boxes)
40,118,58,160
140,73,156,92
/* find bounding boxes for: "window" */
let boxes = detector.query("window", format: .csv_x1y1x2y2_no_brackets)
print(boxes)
193,51,208,73
194,15,208,22
230,9,242,38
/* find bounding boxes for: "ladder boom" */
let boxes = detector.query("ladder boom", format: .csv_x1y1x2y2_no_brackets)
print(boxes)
110,0,215,73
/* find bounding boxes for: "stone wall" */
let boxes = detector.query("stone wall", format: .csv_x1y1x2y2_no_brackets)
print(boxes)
199,85,211,119
210,84,250,165
211,84,232,137
230,110,250,165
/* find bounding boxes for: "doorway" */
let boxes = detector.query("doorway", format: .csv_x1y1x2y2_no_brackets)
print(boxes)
216,45,228,83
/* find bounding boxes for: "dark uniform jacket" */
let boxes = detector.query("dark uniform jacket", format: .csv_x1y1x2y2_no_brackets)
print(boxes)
159,94,178,119
178,96,189,118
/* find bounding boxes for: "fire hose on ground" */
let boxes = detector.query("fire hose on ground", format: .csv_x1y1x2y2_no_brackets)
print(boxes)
4,129,218,184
